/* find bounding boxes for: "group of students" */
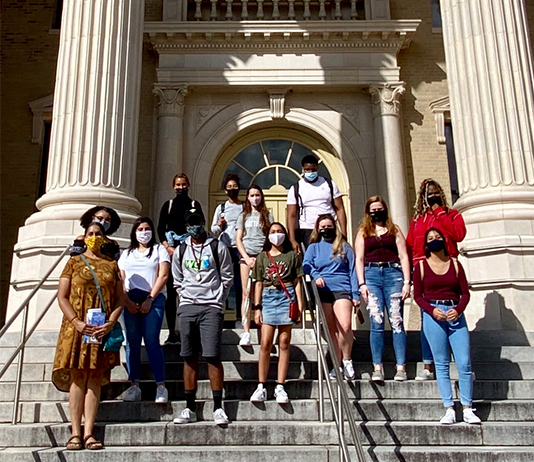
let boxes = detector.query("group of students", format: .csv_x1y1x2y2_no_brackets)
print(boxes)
51,155,479,450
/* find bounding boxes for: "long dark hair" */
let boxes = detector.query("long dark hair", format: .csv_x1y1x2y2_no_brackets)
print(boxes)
80,205,121,235
128,217,157,258
424,227,449,258
263,222,293,253
242,184,271,235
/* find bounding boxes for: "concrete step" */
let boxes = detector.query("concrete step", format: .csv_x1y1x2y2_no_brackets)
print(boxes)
2,378,534,402
2,421,534,447
2,397,533,424
1,445,533,462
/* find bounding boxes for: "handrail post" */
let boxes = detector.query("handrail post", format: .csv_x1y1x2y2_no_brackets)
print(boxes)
317,296,324,422
339,381,344,462
12,302,29,424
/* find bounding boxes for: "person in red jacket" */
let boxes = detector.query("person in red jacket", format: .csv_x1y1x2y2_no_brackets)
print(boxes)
407,179,467,381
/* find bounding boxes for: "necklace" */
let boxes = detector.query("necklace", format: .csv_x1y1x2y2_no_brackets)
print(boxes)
190,242,206,281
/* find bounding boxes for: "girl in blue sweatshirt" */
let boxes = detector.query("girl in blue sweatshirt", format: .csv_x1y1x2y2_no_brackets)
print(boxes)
303,214,360,380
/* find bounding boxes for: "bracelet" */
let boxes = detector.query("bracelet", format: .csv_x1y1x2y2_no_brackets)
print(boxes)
69,316,79,324
255,304,263,311
358,282,366,288
403,280,411,285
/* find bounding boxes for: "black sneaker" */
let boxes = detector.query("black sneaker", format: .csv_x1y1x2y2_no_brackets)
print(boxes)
164,334,180,345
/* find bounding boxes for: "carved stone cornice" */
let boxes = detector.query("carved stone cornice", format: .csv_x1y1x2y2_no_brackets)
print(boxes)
153,85,189,117
429,95,450,144
269,90,287,119
369,83,406,117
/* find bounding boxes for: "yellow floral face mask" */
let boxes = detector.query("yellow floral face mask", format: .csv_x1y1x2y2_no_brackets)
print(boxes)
85,235,105,254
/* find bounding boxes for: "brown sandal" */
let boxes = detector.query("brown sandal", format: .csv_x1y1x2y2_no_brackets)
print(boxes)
83,435,103,450
66,435,83,450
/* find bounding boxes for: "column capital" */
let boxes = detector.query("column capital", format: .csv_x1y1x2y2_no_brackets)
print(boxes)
369,83,406,116
153,85,189,117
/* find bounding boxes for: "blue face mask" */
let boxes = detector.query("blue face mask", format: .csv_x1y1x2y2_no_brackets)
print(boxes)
304,171,318,182
186,225,204,239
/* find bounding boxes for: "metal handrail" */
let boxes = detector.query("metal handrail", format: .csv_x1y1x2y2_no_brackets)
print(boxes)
302,269,366,462
0,245,70,424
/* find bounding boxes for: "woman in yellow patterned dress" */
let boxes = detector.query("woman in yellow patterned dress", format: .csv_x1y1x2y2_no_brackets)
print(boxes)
52,222,124,450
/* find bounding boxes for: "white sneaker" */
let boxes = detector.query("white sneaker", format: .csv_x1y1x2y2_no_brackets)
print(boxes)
123,384,141,402
213,408,230,425
342,359,356,380
250,384,267,403
440,408,456,425
463,408,481,424
274,384,289,404
155,384,168,404
415,369,435,381
239,332,251,346
173,408,197,424
329,367,343,380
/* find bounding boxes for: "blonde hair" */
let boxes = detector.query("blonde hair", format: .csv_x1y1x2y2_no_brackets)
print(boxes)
309,214,346,259
358,196,397,238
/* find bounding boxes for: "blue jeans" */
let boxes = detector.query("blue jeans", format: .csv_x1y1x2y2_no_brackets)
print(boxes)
365,265,407,366
421,323,434,364
422,305,473,407
123,293,166,383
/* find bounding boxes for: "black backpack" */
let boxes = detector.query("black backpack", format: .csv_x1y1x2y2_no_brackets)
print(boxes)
178,238,221,275
294,177,336,218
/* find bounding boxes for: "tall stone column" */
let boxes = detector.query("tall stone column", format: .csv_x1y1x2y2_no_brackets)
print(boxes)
440,0,534,331
370,83,410,233
152,85,188,216
6,0,145,330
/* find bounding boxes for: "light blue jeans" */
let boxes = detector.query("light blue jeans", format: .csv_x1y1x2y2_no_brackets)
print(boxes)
365,265,407,366
123,293,166,384
422,304,473,407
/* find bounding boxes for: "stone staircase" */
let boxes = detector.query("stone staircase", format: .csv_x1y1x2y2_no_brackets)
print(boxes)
1,328,534,461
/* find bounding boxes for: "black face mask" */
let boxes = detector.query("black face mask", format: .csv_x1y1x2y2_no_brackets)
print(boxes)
427,239,445,253
175,188,189,196
319,228,336,240
369,210,388,223
226,189,239,199
427,195,442,207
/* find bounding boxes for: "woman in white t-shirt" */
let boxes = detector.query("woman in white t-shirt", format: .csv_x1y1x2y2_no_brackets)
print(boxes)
235,184,274,346
118,217,171,403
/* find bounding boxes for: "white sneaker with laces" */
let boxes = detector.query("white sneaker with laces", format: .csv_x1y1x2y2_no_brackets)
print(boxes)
250,384,267,402
173,408,197,424
123,384,141,402
239,332,251,346
463,408,481,424
342,359,356,380
440,408,456,425
415,369,435,381
274,384,289,404
213,408,230,425
329,367,343,380
155,384,168,404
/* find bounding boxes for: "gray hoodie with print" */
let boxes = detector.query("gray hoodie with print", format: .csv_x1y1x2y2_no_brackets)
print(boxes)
172,236,234,309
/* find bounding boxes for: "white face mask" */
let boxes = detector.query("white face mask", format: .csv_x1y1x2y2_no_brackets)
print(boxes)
94,217,111,232
136,230,152,244
268,232,286,247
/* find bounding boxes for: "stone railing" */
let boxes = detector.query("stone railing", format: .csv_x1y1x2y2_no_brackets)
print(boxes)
186,0,365,21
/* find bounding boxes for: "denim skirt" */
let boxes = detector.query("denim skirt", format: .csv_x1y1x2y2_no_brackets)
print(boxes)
262,285,295,326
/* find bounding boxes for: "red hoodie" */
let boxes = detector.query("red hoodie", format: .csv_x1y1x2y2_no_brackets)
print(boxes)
406,206,466,263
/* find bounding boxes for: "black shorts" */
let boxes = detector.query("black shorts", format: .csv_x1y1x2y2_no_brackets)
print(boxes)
318,290,352,304
177,304,224,358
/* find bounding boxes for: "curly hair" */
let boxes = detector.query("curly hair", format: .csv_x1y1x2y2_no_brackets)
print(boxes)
414,178,449,219
309,214,347,259
223,173,241,189
358,196,397,238
79,206,121,235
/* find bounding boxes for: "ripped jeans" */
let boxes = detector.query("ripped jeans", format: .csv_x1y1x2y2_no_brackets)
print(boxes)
365,264,407,366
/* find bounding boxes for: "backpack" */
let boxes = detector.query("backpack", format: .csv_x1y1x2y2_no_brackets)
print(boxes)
220,201,244,216
178,238,221,275
294,177,336,218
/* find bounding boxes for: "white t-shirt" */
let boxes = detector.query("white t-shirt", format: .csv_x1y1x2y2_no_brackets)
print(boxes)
287,177,342,230
118,244,171,296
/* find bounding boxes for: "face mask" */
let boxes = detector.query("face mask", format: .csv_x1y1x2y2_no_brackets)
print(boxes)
85,235,105,254
427,195,442,207
369,210,388,223
427,239,445,253
268,232,286,247
175,187,189,196
319,228,336,240
186,225,204,239
136,230,152,244
249,196,261,207
304,172,318,182
226,189,239,199
93,218,111,232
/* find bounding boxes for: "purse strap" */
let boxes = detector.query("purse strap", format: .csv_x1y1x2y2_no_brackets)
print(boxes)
80,255,107,313
267,251,292,301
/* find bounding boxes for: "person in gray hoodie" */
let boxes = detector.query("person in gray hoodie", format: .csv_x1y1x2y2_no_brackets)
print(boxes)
172,207,233,426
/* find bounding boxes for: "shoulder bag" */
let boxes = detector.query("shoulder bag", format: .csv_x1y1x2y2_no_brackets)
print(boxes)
267,252,300,322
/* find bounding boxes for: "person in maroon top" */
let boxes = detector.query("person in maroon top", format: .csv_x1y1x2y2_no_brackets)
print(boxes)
413,227,480,425
407,179,467,381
